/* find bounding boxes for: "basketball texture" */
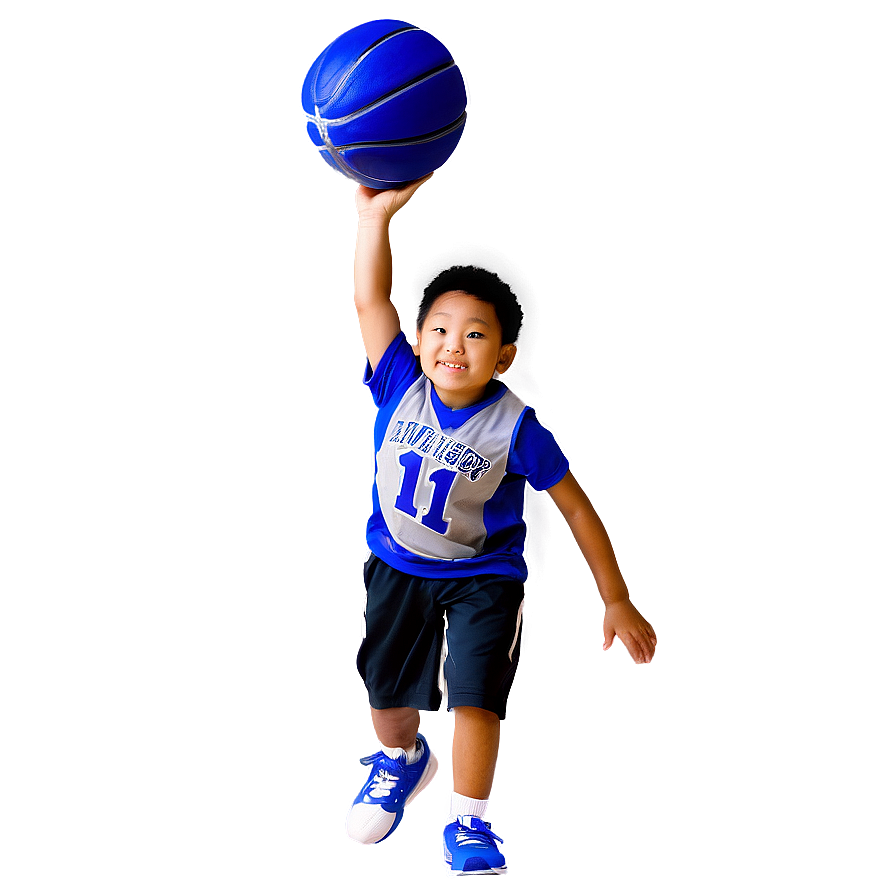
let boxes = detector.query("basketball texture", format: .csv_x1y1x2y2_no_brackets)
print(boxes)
302,20,467,189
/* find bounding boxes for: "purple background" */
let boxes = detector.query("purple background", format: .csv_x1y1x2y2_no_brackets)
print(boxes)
0,2,894,894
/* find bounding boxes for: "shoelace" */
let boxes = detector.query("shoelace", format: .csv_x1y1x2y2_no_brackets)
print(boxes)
455,817,504,848
366,769,398,799
359,752,403,799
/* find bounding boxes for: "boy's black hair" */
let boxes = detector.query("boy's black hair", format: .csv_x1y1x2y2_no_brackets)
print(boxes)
416,265,524,345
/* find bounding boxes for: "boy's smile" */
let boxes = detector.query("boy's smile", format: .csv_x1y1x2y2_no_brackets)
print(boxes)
416,291,516,409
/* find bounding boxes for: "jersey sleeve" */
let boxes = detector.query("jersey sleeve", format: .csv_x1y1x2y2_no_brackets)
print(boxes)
363,333,421,408
507,408,569,491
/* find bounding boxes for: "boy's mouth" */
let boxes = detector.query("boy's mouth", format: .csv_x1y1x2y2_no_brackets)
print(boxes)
438,360,467,370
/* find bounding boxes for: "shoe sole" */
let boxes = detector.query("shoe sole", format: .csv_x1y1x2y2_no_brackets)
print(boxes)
449,866,507,876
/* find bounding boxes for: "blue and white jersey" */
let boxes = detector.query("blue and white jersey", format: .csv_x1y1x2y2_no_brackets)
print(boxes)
365,334,569,580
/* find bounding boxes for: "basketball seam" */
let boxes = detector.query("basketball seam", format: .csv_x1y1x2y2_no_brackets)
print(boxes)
330,112,466,151
305,56,325,101
311,104,360,182
313,26,418,109
321,61,458,126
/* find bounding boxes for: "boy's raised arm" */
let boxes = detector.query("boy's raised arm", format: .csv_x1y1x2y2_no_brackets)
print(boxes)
354,176,431,373
548,470,657,664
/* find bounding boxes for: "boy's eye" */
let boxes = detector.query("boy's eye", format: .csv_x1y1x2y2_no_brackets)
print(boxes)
432,327,447,334
467,332,484,339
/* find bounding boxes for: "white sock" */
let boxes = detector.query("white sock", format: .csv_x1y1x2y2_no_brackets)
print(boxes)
383,739,423,765
450,791,489,821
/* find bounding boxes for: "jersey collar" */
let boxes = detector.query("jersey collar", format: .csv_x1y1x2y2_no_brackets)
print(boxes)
426,377,508,431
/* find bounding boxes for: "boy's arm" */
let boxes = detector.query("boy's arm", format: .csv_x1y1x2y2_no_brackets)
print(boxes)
353,176,430,373
547,471,657,664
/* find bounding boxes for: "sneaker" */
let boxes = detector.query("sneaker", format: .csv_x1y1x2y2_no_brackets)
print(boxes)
345,734,437,844
443,815,507,874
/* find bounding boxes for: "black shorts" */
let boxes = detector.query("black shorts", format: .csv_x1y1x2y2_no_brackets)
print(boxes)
356,555,525,720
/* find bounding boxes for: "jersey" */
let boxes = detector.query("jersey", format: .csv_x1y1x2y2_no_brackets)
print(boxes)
376,373,527,560
365,334,569,580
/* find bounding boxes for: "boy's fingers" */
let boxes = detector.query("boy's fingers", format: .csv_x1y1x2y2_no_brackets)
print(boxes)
629,637,647,664
402,179,430,201
641,633,657,662
603,629,614,651
400,173,433,195
621,631,650,664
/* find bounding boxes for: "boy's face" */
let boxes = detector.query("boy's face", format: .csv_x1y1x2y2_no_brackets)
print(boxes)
416,291,516,409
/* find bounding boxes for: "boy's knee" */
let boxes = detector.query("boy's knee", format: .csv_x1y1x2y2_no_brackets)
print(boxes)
453,705,500,724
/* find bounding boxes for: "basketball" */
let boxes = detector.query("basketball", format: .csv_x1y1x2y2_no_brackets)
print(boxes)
302,20,467,189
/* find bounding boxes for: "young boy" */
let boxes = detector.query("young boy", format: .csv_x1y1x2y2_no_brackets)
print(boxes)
346,176,656,874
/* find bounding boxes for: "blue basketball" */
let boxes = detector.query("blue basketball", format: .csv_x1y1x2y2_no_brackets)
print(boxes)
302,20,467,189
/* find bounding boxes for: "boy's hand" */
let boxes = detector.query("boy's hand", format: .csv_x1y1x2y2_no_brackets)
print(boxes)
603,599,657,664
355,173,432,223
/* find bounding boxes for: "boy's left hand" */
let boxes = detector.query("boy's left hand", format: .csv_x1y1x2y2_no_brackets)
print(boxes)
603,600,657,664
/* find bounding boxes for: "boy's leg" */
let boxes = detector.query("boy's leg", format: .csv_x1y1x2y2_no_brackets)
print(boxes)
452,706,500,799
441,575,523,802
349,558,445,845
444,708,507,874
440,576,520,874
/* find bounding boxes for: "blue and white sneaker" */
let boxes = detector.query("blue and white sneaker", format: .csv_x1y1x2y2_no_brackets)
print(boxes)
443,815,507,874
345,734,438,844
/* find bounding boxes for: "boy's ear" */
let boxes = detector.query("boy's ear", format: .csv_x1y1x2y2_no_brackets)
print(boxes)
495,344,517,374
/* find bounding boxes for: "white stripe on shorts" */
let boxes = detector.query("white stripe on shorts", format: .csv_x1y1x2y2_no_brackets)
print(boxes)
508,600,524,661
